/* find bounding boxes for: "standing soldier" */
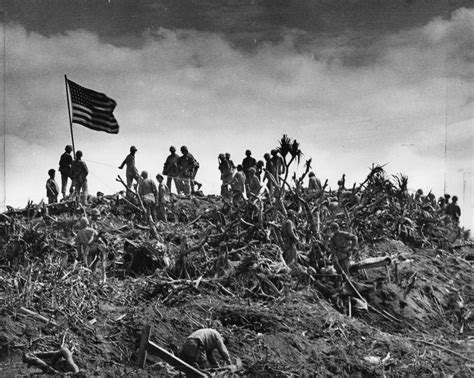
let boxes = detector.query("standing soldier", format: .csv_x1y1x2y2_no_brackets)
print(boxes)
308,172,323,197
58,145,73,199
46,169,60,204
263,153,274,194
255,160,264,181
270,149,285,185
230,165,246,206
225,153,235,171
242,149,256,181
137,171,158,221
177,146,200,196
71,150,89,205
281,211,298,265
218,153,233,198
119,146,139,190
163,146,181,194
247,167,261,197
328,222,358,275
445,195,461,224
156,174,169,222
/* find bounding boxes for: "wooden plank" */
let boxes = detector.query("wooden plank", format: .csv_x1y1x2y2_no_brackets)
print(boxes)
147,340,208,377
137,325,151,369
19,307,61,328
350,256,391,271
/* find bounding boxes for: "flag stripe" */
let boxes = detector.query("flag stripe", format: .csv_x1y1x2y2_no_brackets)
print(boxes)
71,116,119,133
72,114,118,130
72,119,119,133
72,104,119,123
67,78,119,134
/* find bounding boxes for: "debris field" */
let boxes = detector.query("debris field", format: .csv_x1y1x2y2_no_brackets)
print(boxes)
0,162,473,376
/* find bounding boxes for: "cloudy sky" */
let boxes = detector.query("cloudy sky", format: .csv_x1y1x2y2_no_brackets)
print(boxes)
0,0,473,228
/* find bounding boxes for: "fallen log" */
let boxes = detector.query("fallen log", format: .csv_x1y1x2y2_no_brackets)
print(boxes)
23,353,60,374
408,338,473,362
19,307,61,328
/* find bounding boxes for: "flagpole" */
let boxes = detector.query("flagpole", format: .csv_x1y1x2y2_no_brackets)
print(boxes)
64,74,76,156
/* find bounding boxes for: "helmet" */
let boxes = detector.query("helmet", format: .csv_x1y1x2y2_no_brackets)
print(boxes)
79,217,89,228
169,146,176,153
245,149,251,155
130,146,137,152
329,222,339,230
75,150,83,158
65,145,73,152
181,146,188,153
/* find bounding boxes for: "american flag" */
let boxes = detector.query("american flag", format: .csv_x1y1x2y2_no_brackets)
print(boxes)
67,79,119,134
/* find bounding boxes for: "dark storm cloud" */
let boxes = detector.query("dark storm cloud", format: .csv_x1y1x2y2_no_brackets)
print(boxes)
3,0,473,52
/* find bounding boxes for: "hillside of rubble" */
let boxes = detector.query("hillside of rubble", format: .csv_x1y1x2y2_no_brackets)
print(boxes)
0,156,473,376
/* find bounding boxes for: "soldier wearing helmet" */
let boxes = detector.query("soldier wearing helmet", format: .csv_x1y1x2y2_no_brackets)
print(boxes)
46,168,59,204
328,222,358,275
308,172,323,197
445,195,461,224
177,146,201,195
58,145,74,199
119,146,140,190
71,150,89,205
218,153,233,198
242,149,256,184
162,145,182,194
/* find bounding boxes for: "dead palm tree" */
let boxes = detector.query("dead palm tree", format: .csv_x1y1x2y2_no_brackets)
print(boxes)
277,134,303,188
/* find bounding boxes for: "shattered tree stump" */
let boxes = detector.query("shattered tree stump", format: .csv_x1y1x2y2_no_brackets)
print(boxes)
138,325,207,377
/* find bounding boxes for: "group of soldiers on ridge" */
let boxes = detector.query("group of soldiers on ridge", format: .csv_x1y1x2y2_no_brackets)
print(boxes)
42,142,464,371
45,144,462,272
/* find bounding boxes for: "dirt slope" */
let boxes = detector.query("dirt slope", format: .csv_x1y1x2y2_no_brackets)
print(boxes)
0,193,472,376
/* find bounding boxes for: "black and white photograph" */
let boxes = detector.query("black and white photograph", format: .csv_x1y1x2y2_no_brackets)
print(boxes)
0,1,472,376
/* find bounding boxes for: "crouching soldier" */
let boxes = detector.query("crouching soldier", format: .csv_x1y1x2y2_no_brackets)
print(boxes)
179,328,231,369
328,222,358,276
